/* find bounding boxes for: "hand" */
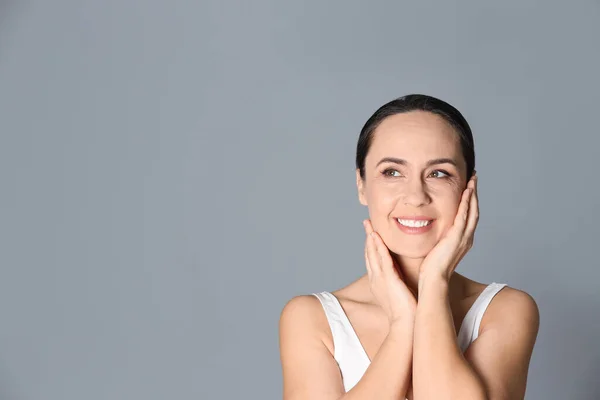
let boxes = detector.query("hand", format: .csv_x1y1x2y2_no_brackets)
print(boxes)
419,173,479,284
363,219,417,325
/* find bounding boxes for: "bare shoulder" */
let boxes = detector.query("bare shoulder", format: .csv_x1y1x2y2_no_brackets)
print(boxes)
481,285,540,335
463,285,541,399
456,273,540,336
279,295,343,399
279,294,330,335
279,294,327,328
278,295,334,358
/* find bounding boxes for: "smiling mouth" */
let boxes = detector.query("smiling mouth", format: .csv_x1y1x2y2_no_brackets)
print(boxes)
394,218,435,234
396,218,433,228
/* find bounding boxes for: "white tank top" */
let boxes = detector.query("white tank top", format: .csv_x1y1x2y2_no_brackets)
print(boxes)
312,282,507,393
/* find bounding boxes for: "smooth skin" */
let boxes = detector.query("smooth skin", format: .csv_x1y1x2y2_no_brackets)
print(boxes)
279,111,540,399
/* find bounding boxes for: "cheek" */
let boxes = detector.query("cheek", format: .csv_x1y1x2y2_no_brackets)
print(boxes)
430,183,462,208
428,179,463,194
435,195,463,230
365,187,397,229
366,184,397,207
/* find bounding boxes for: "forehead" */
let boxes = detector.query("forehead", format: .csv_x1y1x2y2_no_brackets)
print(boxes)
368,111,462,162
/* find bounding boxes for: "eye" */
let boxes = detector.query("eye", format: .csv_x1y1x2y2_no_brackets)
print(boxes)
382,168,402,178
429,170,450,179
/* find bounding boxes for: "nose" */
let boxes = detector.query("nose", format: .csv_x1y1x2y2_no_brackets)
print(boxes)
402,177,431,207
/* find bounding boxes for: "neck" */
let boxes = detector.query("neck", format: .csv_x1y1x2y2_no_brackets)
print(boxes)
391,253,423,299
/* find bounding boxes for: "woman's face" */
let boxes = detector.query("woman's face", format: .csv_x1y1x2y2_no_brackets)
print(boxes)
356,110,469,259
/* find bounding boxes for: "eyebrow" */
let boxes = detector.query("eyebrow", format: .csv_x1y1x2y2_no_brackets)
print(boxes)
375,157,458,168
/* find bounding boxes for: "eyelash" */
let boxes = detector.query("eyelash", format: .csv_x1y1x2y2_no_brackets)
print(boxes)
382,168,451,179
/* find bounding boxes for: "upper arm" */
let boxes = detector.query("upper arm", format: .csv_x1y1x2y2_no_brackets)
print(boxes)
463,288,540,400
279,295,345,400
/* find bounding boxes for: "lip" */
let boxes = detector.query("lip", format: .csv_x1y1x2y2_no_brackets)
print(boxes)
394,217,435,235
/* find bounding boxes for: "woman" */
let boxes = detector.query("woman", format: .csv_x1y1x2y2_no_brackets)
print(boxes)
279,94,540,399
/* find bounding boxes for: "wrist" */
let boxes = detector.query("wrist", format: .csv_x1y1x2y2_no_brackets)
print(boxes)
388,320,415,344
389,314,415,331
418,269,448,291
418,269,449,286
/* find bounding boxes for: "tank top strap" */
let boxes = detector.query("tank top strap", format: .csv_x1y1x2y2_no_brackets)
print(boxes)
311,291,370,364
457,282,508,352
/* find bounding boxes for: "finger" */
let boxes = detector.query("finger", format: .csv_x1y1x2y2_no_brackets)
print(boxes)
363,220,375,277
364,218,374,235
364,219,381,268
363,219,375,246
370,231,396,278
454,183,473,232
366,231,383,276
364,232,376,280
364,221,381,276
364,238,372,277
391,256,405,280
465,175,479,243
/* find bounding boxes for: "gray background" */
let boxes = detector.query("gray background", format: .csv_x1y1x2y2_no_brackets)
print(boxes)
1,0,598,399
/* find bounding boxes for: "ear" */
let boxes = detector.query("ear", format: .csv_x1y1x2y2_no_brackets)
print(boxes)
356,169,368,206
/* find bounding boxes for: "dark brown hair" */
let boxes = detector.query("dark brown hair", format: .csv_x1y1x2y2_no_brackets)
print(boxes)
356,94,475,181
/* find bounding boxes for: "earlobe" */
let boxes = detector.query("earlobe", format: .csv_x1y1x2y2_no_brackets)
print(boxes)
356,169,368,206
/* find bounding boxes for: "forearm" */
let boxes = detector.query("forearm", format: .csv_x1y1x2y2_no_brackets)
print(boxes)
413,275,487,399
340,321,414,400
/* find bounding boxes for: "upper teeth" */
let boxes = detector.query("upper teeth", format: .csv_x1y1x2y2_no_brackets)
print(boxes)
397,219,432,227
